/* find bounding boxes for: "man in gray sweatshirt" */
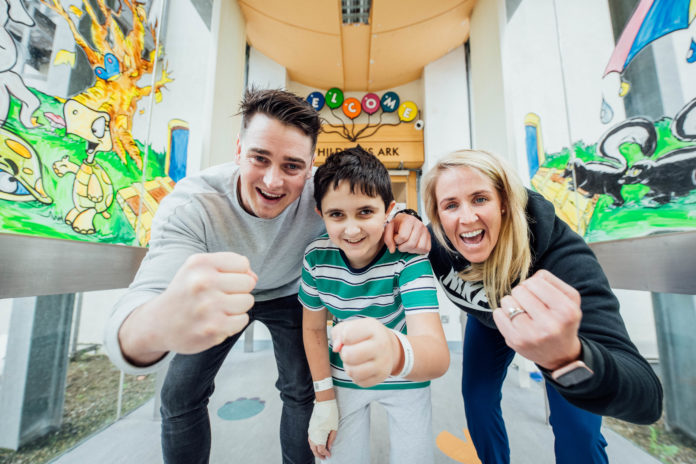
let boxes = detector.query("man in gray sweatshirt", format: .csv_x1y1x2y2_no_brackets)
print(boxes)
104,88,430,464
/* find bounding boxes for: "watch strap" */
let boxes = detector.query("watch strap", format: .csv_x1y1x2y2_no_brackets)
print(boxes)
393,208,422,222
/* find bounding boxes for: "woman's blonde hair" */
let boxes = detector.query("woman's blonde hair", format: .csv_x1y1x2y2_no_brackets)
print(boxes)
422,149,532,308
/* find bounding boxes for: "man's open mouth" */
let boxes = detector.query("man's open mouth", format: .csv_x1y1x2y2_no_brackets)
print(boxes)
257,188,284,200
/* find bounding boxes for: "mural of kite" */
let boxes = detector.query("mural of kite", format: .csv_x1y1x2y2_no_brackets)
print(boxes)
601,0,696,123
604,0,696,76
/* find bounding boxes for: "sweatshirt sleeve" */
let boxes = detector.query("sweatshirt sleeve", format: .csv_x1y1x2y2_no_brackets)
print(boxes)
535,214,663,424
103,192,208,375
297,245,323,311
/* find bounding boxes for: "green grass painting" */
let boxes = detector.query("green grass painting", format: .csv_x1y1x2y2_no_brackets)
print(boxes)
0,89,167,246
535,117,696,242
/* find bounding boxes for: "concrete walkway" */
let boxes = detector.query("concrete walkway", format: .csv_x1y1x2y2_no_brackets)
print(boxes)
52,345,660,464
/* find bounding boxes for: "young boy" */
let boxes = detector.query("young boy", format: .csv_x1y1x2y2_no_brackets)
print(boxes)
298,146,450,464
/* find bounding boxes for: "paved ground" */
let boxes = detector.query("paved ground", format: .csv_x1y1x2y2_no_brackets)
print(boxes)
52,344,659,464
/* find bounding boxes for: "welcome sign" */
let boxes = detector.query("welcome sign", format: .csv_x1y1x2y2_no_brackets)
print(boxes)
308,88,424,169
307,88,419,123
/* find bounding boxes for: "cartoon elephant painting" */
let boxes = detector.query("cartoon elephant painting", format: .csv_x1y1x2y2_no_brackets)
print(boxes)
0,0,40,128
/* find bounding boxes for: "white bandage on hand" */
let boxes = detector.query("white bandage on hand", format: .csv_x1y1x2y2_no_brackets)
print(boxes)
308,399,339,445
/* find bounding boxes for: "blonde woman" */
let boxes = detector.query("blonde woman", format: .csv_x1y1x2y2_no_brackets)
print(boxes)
422,150,662,463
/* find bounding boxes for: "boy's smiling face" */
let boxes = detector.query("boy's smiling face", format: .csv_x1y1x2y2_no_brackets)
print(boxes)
318,180,396,269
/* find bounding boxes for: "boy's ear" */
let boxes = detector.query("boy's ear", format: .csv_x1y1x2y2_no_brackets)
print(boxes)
385,200,397,216
314,207,322,217
235,134,242,164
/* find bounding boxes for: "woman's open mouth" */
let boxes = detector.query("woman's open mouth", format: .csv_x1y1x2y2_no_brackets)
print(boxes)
459,229,484,245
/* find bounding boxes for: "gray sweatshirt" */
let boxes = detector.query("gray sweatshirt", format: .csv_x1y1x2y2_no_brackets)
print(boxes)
104,162,325,374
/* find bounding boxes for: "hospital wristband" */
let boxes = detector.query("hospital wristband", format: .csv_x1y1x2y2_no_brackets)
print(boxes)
313,376,333,392
390,329,414,378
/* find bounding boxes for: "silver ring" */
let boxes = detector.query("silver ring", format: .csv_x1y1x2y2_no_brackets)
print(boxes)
506,307,526,321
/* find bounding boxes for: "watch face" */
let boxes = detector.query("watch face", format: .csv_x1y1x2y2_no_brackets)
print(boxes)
556,365,594,387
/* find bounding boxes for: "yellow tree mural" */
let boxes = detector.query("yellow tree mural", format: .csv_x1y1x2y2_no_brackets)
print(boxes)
39,0,172,169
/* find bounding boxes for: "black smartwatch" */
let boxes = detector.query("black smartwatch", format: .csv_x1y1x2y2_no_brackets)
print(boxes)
551,360,594,387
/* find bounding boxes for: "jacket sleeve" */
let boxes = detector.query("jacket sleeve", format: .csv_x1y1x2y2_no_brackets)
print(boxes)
535,215,663,424
103,192,208,375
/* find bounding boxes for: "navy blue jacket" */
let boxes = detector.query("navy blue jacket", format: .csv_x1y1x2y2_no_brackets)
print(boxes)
428,190,663,424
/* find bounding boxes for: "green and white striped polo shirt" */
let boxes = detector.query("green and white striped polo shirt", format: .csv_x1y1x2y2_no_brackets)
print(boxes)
298,235,439,390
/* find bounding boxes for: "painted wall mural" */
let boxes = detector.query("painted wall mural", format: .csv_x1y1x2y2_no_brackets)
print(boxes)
523,1,696,243
0,0,189,246
527,97,696,242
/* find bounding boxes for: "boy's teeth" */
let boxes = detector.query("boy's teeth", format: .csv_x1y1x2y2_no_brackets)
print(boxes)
460,230,483,238
260,189,281,198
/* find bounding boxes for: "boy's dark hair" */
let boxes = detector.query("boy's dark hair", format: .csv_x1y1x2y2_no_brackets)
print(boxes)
238,88,321,150
314,145,394,212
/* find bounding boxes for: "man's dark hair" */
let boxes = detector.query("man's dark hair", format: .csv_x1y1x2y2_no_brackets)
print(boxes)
314,145,394,212
238,88,321,150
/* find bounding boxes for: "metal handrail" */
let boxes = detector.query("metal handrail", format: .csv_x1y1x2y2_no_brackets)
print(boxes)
1,229,694,299
0,233,146,299
588,230,696,295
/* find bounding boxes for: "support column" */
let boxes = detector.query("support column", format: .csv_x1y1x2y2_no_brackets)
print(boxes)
652,292,696,440
0,294,74,450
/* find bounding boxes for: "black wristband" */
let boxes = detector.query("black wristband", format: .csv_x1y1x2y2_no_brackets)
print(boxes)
394,208,422,222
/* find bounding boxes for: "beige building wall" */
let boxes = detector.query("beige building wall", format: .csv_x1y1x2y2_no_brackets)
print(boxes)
201,0,248,169
468,0,510,161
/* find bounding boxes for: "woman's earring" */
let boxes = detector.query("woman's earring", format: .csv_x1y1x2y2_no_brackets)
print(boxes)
501,208,506,214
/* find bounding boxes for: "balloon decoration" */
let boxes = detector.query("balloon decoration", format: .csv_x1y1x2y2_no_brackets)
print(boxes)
307,88,421,142
306,91,325,111
380,92,400,113
361,93,380,115
398,101,418,122
342,97,362,119
325,87,344,109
